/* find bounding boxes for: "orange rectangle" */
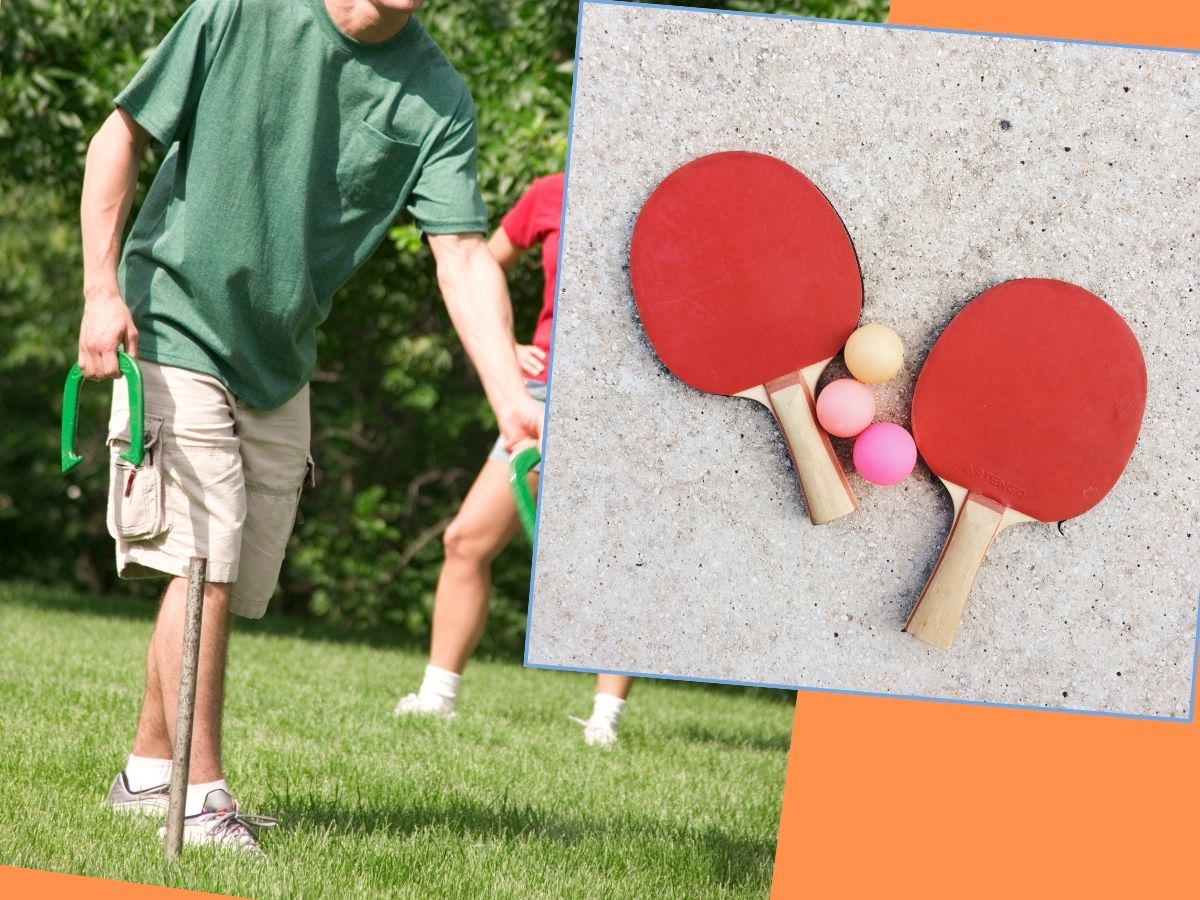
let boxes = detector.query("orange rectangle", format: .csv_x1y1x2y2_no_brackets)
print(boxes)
772,3,1200,897
891,0,1200,49
0,866,239,899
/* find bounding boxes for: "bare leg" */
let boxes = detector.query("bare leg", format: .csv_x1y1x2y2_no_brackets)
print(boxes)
596,674,634,700
131,636,172,760
131,576,232,783
428,459,535,674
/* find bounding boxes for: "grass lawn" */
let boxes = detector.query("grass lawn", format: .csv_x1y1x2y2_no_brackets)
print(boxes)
0,583,792,898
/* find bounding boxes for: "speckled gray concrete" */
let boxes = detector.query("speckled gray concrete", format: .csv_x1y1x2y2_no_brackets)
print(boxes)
527,3,1200,718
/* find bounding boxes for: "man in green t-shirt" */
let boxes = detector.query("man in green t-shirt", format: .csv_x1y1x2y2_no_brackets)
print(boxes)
77,0,541,854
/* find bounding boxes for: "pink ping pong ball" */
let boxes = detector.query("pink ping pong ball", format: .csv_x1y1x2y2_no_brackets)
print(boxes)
853,422,917,486
815,378,875,437
844,323,904,384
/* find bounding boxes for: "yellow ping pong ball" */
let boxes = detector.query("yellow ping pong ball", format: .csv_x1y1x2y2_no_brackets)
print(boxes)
844,323,904,384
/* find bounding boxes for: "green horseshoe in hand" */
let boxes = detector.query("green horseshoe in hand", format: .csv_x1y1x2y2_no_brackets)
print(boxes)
62,351,144,473
508,445,541,541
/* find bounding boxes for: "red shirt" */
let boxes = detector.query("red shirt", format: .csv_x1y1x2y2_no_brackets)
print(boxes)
499,173,564,383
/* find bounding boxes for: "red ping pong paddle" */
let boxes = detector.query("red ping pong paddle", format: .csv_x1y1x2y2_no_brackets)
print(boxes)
905,278,1146,649
629,151,863,524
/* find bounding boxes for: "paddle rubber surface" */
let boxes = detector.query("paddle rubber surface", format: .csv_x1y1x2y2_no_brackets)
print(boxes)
911,278,1146,522
629,151,862,396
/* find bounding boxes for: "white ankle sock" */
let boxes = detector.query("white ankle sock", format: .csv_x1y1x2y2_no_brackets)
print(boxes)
592,692,627,724
185,779,229,816
125,754,172,792
419,664,462,705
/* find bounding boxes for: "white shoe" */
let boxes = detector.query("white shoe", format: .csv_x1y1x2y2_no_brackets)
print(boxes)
158,789,276,856
105,771,170,816
569,715,619,748
393,692,456,718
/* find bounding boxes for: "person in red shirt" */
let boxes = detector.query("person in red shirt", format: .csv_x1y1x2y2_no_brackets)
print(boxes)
394,173,633,746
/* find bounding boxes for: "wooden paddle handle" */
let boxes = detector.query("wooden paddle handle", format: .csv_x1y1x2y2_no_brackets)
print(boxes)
764,378,857,525
905,491,1005,649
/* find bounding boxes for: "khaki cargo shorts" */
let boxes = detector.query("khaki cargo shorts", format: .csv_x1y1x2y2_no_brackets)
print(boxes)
107,360,312,618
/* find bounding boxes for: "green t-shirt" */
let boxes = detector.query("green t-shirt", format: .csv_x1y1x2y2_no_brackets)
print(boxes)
116,0,488,409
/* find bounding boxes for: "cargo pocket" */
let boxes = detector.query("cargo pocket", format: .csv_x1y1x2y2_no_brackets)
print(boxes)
335,120,419,209
107,415,168,541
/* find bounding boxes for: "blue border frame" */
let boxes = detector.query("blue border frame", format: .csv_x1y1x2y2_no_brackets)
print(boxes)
522,0,1200,725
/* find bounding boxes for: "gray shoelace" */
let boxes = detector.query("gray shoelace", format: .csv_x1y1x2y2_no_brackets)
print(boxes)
197,802,278,846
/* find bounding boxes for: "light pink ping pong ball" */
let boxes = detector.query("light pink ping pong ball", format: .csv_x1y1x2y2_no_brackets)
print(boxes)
853,422,917,486
815,378,876,438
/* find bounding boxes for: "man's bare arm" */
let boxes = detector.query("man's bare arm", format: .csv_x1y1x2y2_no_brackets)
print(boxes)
78,108,151,379
485,226,546,375
428,232,542,446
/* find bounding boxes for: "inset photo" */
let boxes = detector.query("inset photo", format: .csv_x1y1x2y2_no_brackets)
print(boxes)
527,0,1200,719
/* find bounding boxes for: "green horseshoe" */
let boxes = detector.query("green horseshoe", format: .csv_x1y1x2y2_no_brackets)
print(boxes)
62,351,144,473
508,445,541,540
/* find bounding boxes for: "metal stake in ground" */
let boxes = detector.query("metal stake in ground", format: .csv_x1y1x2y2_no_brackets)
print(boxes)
165,556,207,862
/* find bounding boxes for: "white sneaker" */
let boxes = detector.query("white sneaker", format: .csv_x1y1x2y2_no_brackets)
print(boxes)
393,692,456,718
569,715,619,748
158,789,277,856
105,771,170,816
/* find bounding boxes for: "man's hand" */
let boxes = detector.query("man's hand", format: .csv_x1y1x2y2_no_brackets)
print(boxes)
498,393,543,451
78,292,138,379
79,108,150,379
516,343,546,377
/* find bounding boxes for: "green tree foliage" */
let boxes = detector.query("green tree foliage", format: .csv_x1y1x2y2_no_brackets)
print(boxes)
0,0,886,650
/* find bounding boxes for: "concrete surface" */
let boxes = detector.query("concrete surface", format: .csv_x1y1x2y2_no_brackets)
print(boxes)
526,2,1199,718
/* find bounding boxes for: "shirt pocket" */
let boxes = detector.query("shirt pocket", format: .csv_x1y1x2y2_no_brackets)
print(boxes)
335,120,420,209
107,415,168,541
